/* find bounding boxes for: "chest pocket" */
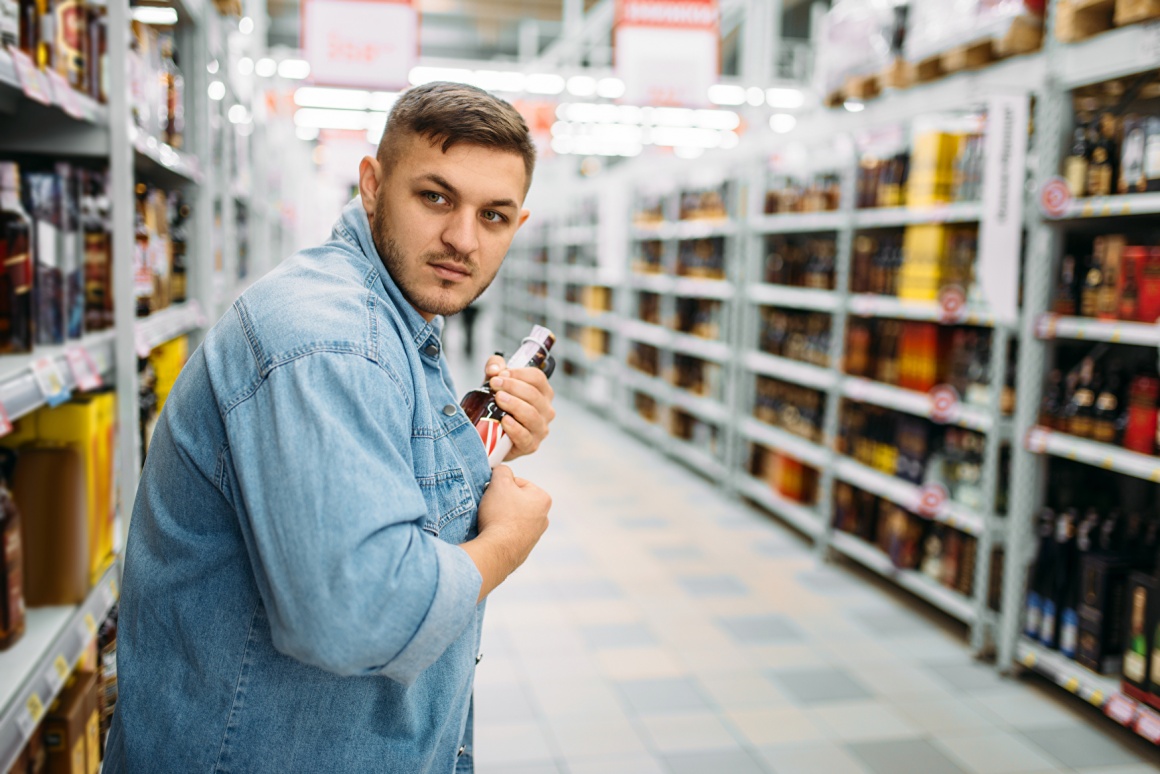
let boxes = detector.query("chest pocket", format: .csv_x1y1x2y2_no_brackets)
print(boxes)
418,467,474,544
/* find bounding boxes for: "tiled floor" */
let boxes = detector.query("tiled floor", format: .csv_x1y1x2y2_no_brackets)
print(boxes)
466,394,1160,774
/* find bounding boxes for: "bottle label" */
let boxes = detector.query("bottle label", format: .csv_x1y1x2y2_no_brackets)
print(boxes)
1126,650,1147,682
1040,600,1057,647
6,251,32,291
1061,609,1079,658
1024,593,1042,638
1152,649,1160,688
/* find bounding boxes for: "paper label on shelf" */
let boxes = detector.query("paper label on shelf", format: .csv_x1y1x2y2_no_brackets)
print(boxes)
849,295,877,316
66,346,103,391
1038,176,1073,220
1106,694,1138,725
928,385,961,424
45,69,83,119
1135,707,1160,743
135,328,152,358
916,481,949,518
16,693,44,740
0,402,12,438
48,654,69,693
938,285,968,325
1026,427,1051,454
8,48,52,105
1035,313,1058,340
31,356,71,407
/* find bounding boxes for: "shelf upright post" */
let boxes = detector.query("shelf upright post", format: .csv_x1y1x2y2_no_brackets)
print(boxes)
221,127,238,312
998,0,1069,671
815,142,857,560
108,0,139,543
187,17,214,348
721,172,747,496
733,163,765,501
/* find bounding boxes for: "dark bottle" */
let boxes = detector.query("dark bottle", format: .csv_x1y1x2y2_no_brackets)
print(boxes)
85,0,107,103
134,182,151,317
1040,369,1063,429
1040,508,1076,649
51,0,84,89
0,449,24,651
461,325,556,468
1054,255,1078,316
1066,357,1098,439
1092,363,1123,445
1080,254,1102,319
170,195,189,304
1086,113,1118,198
82,170,112,331
18,0,36,55
1061,509,1098,659
1064,121,1091,197
0,163,34,354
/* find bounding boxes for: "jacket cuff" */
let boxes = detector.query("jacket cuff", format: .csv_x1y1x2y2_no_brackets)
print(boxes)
379,538,482,685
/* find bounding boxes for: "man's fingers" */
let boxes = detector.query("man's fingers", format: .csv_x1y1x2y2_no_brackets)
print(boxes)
496,390,546,435
485,355,506,377
491,464,515,482
501,415,536,453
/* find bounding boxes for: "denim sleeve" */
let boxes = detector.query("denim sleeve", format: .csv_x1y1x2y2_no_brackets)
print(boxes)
224,350,483,684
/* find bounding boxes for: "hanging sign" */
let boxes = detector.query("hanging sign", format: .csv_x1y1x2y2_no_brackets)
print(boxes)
977,93,1029,327
615,0,719,107
300,0,418,90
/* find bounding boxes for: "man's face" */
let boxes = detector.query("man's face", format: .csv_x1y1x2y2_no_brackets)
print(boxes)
362,132,530,320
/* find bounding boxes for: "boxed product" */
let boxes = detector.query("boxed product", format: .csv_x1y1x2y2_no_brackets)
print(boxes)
1122,571,1159,703
43,670,97,774
1077,554,1131,674
814,0,896,98
898,224,947,302
907,0,1044,62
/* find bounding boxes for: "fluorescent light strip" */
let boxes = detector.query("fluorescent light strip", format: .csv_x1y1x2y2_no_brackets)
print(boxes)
278,59,311,80
131,6,178,25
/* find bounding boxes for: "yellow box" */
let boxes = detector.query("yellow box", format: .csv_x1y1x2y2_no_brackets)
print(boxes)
907,132,960,206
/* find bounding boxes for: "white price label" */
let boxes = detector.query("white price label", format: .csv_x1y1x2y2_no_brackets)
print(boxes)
45,69,83,119
1035,313,1058,340
47,654,69,694
1026,427,1051,454
0,402,11,438
1136,707,1160,743
31,357,71,407
928,385,961,425
849,295,876,316
66,347,103,391
916,481,949,518
135,328,153,358
1106,694,1137,725
16,693,45,740
8,48,52,106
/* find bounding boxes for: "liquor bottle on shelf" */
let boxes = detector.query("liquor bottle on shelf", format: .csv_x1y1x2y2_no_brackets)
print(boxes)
1025,508,1057,639
1061,510,1098,659
1041,508,1077,650
1086,113,1118,198
0,162,34,354
1123,369,1159,455
160,34,184,148
81,169,112,331
0,449,24,651
134,183,152,317
1064,120,1091,198
85,0,107,102
462,325,556,468
52,0,84,89
1092,364,1124,445
169,193,189,304
1065,357,1098,439
24,169,65,345
1054,255,1079,316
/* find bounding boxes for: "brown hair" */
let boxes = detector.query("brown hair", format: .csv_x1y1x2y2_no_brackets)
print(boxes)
378,81,537,191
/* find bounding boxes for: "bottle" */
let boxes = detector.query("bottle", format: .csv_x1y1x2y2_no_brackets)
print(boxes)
1125,583,1149,685
0,449,24,651
1054,255,1079,315
461,326,556,467
169,194,188,304
51,0,83,89
1123,370,1159,455
1086,113,1118,197
163,38,184,148
18,0,37,55
1040,508,1076,649
134,183,151,317
85,0,107,103
0,163,34,354
32,0,50,70
1066,357,1098,439
82,170,112,331
1040,369,1063,429
1092,363,1123,444
1064,121,1091,197
1080,252,1103,319
1061,510,1097,659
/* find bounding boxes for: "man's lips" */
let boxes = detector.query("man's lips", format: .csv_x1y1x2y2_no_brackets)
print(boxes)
430,262,471,281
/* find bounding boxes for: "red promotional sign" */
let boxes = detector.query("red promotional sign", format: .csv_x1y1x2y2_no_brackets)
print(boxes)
938,284,967,325
614,0,719,106
916,482,948,518
928,385,961,425
300,0,419,90
616,0,719,30
1039,176,1073,220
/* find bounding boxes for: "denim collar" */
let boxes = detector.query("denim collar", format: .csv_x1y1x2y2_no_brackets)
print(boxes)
333,197,444,349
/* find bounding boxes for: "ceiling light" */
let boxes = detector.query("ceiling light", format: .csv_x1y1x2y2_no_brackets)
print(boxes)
596,77,626,99
526,73,565,95
278,59,311,80
769,113,797,133
238,16,254,34
695,109,740,131
131,6,178,25
208,81,226,101
368,92,399,112
674,146,705,159
296,126,321,142
746,86,765,107
228,104,248,124
237,57,254,76
366,112,388,143
766,87,804,109
294,108,386,131
650,126,722,149
651,107,695,127
294,87,371,110
255,58,277,78
207,59,219,74
708,84,746,106
409,66,473,86
843,99,865,113
567,75,597,97
473,70,525,93
719,131,740,149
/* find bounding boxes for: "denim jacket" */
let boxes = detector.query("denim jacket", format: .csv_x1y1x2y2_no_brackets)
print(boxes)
104,199,493,774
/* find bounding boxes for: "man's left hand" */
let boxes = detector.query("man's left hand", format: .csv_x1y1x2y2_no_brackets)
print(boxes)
484,354,556,461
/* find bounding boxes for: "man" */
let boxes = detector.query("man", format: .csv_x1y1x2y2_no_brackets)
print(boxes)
104,82,554,773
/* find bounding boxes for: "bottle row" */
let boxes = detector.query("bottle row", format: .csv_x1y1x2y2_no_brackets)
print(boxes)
856,126,986,210
5,607,118,774
634,184,731,225
1039,342,1160,455
1055,233,1160,325
1063,74,1160,198
627,344,724,401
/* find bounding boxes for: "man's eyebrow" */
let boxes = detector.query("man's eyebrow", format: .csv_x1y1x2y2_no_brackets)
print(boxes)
417,173,518,211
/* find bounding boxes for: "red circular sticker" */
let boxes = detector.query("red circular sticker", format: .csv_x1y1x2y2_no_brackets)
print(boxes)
916,482,949,518
1026,426,1051,454
1035,312,1059,340
928,384,961,424
1040,176,1073,220
939,285,967,324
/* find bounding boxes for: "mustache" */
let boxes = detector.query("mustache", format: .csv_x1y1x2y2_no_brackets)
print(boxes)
425,252,474,273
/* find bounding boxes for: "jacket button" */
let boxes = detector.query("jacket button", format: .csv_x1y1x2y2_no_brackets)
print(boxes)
457,746,466,757
424,344,439,357
442,404,457,416
476,653,483,665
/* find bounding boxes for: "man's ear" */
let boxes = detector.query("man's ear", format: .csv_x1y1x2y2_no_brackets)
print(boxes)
358,156,382,217
517,209,531,229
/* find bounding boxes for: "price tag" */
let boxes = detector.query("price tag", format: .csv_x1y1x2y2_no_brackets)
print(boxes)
1090,690,1105,707
938,285,967,325
8,48,52,105
0,401,12,438
83,612,97,636
1021,651,1037,668
928,384,961,425
1038,176,1073,220
102,580,116,610
47,654,69,693
44,69,83,119
66,347,103,392
1026,427,1051,454
916,481,949,518
846,378,869,402
31,357,71,407
1135,707,1160,744
16,693,44,740
1034,313,1058,340
135,328,153,358
1106,694,1138,726
1064,677,1080,693
849,295,876,317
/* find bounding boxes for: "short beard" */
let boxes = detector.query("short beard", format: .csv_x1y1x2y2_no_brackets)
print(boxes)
371,205,495,318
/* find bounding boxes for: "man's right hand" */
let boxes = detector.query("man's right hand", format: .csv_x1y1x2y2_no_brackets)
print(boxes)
461,465,551,602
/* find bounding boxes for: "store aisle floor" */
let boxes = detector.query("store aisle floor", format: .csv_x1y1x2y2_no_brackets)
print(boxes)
472,400,1160,774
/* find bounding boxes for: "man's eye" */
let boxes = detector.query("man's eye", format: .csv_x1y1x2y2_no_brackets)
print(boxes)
423,192,446,204
482,210,505,223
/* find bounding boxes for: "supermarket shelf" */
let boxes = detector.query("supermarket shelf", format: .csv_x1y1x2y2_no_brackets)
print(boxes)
621,318,672,348
742,350,837,391
620,407,667,447
738,416,829,468
833,455,987,536
669,332,730,363
132,127,203,187
0,565,120,773
1016,637,1160,746
1057,22,1160,90
554,225,597,245
750,211,846,234
852,202,982,229
560,302,617,330
135,301,207,357
667,386,729,424
747,284,840,312
667,435,728,480
627,273,672,294
0,330,117,424
1035,314,1160,346
1025,426,1160,483
672,278,734,300
737,474,823,539
848,294,996,326
619,367,669,402
0,50,107,128
830,531,978,624
1048,193,1160,221
631,220,738,241
842,377,994,433
561,265,601,283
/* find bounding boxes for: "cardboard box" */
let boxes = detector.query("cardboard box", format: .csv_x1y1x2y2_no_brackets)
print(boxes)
44,671,97,774
1122,571,1159,703
1077,555,1131,674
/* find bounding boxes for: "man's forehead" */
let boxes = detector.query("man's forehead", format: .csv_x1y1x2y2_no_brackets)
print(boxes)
401,139,526,202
